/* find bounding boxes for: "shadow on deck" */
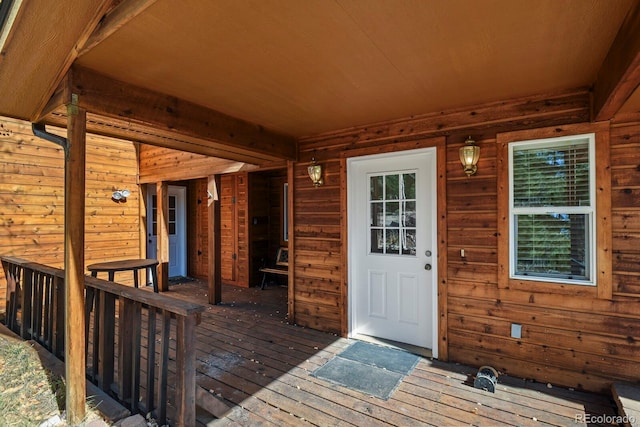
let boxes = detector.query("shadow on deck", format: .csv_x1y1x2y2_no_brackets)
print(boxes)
167,279,621,426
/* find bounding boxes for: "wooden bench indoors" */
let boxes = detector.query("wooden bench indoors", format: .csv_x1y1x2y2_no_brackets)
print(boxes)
259,247,288,289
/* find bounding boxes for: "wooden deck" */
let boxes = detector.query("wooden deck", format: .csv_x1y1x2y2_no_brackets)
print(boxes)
166,280,620,426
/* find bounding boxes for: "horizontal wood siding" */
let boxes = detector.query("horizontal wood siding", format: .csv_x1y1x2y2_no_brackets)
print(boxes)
188,178,209,280
611,123,640,296
296,89,640,392
0,117,140,313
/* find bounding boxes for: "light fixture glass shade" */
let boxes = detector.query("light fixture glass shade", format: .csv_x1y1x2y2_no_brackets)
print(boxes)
307,158,323,187
459,137,480,176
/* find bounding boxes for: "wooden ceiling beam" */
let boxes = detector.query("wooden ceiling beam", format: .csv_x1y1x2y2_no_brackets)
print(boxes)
44,110,279,165
78,0,159,56
51,66,297,161
593,2,640,121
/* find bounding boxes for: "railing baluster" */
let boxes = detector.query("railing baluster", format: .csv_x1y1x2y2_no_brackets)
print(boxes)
20,267,33,339
44,274,53,349
119,298,134,409
131,300,142,414
145,306,157,414
89,289,101,382
98,291,116,392
53,275,65,359
158,309,171,425
33,272,44,343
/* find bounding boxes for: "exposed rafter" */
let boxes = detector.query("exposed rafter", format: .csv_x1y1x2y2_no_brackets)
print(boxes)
78,0,159,56
593,1,640,121
41,66,298,163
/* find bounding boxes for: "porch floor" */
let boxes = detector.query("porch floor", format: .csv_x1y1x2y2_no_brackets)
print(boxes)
166,279,619,426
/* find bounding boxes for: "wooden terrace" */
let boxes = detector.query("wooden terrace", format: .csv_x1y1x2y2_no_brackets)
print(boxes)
167,280,620,426
1,257,623,426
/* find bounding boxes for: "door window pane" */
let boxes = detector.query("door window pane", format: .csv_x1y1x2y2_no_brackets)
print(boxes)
371,202,383,227
385,202,399,226
370,176,383,200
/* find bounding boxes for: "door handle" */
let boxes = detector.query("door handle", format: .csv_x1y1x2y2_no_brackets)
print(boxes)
424,264,432,270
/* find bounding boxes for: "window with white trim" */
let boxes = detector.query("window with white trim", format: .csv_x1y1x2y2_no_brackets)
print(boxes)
509,133,596,285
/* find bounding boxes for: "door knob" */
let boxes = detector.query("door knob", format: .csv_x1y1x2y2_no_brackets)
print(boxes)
424,264,432,270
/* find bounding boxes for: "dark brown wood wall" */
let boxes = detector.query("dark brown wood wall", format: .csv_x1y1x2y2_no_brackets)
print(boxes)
0,116,141,312
295,90,640,392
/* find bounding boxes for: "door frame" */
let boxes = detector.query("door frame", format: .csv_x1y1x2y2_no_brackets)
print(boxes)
146,184,187,278
340,137,447,360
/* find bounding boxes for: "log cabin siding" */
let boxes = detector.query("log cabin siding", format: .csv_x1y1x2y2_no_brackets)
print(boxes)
0,117,140,312
295,90,640,392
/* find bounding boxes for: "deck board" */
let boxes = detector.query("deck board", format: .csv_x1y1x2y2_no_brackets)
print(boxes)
165,280,618,426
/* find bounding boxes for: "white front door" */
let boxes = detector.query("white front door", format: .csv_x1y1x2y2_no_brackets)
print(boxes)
348,148,437,352
147,185,187,278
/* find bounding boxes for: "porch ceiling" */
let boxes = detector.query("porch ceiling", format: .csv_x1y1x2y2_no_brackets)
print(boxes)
0,0,639,157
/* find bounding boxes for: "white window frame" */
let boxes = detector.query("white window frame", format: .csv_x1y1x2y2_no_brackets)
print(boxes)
508,133,596,286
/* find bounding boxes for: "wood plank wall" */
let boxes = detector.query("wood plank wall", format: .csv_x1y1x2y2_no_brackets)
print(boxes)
295,90,640,392
187,178,209,280
0,116,140,312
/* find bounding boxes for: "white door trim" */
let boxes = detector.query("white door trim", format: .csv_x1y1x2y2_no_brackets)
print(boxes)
146,184,187,278
347,148,439,358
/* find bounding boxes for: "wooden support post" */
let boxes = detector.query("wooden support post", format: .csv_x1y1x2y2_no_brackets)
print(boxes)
65,97,87,424
208,175,221,304
175,315,198,426
156,182,169,292
286,161,295,321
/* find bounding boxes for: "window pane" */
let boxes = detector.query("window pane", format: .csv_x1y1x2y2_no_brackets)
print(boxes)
386,229,399,254
370,202,383,226
515,213,589,280
401,229,416,255
370,176,383,200
385,175,399,200
371,229,383,253
403,201,416,227
385,202,399,226
402,173,416,199
513,142,590,207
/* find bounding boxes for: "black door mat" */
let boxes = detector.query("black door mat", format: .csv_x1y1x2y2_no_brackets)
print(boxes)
311,341,421,400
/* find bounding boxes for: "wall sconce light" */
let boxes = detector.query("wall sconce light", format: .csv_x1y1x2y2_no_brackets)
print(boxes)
459,136,480,176
308,157,323,187
112,189,130,202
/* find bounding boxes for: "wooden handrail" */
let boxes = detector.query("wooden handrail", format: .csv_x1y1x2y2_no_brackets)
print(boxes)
1,256,205,426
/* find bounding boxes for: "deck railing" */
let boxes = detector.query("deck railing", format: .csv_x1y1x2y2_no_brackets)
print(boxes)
1,256,205,426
